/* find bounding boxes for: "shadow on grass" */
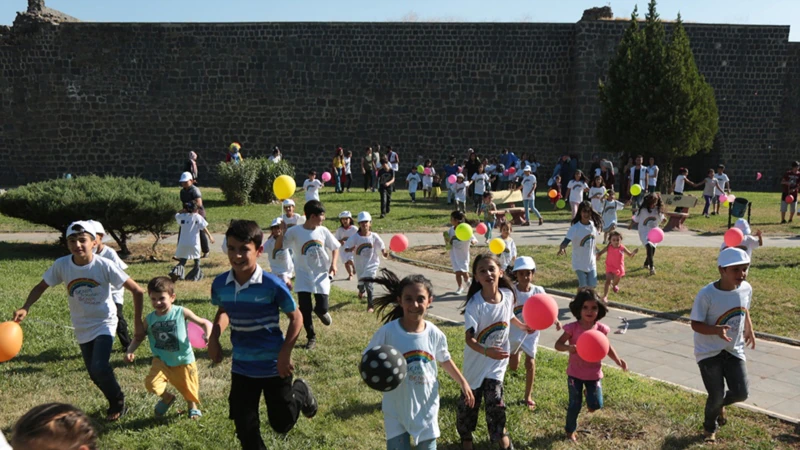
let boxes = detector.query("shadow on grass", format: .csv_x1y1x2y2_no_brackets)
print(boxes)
776,431,800,446
96,415,172,435
660,433,705,449
0,241,65,261
14,348,82,364
327,400,381,420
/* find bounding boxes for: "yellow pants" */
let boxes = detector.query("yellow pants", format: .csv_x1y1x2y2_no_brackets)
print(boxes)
145,358,200,404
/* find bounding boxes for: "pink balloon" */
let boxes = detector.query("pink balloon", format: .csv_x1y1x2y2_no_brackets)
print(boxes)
647,227,664,244
727,194,736,203
756,172,762,180
475,222,488,235
187,321,208,349
447,174,457,184
508,167,516,175
724,228,744,248
522,294,559,331
457,166,463,173
424,167,432,176
787,195,796,204
321,172,332,182
389,234,409,253
576,329,609,363
718,194,727,203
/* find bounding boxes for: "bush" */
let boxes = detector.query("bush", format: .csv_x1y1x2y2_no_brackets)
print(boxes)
0,176,176,255
216,160,259,205
251,159,297,204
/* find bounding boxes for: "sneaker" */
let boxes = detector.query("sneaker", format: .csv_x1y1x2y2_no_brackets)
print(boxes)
456,286,464,295
781,219,787,224
711,212,716,216
380,214,385,218
304,338,316,350
538,218,543,226
613,285,620,293
319,312,332,326
294,378,318,418
650,267,656,276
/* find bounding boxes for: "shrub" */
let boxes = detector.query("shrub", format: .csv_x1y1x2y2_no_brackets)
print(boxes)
0,176,176,256
251,158,297,204
216,160,259,205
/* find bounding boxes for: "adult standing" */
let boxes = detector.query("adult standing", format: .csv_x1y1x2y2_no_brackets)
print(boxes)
628,155,648,212
185,152,198,182
647,157,659,194
178,172,209,257
443,155,460,205
386,146,400,192
332,147,345,193
362,147,376,192
621,157,634,201
377,157,395,218
780,161,800,223
559,155,575,197
600,159,616,191
465,151,480,202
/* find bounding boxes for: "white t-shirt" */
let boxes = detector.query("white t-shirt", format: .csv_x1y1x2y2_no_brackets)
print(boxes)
303,179,323,202
714,173,730,192
589,186,607,213
344,156,352,175
719,235,760,258
510,284,546,358
269,155,282,164
175,212,208,259
263,235,294,277
630,166,648,188
702,177,720,196
452,181,470,203
690,281,752,363
472,173,490,195
565,221,598,272
634,207,665,247
388,151,399,172
422,168,435,189
365,320,450,445
498,237,517,270
520,174,537,198
344,232,386,279
601,200,625,231
281,213,306,228
448,226,478,273
567,180,588,204
43,255,129,344
462,288,515,389
648,165,659,186
674,174,687,193
335,226,359,262
96,246,128,305
406,173,421,194
283,225,340,294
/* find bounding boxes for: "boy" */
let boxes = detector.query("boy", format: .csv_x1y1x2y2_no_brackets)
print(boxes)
377,157,395,218
712,164,731,216
276,200,340,350
179,171,210,257
281,199,306,228
89,220,132,352
520,165,543,226
303,170,323,203
343,211,389,312
208,220,317,447
13,221,145,421
719,218,763,258
125,276,212,419
690,248,755,444
170,202,214,282
451,173,471,214
406,167,421,204
478,192,497,242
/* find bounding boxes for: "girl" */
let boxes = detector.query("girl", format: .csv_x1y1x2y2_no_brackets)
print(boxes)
344,211,388,312
558,201,602,289
478,192,498,242
452,173,471,213
171,202,214,282
566,170,589,219
519,165,543,226
406,167,421,204
332,147,345,193
596,231,638,302
457,253,531,450
449,211,478,294
11,403,98,450
632,193,665,275
432,174,442,199
422,159,436,199
497,222,517,276
672,167,697,213
344,150,353,193
695,169,723,218
471,164,490,210
262,218,294,288
588,175,607,215
600,190,624,244
363,270,474,450
549,174,563,210
509,256,561,411
555,289,628,443
335,211,358,280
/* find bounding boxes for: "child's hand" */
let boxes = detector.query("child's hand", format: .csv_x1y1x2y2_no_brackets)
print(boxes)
555,320,562,331
12,308,27,323
461,382,476,408
715,325,732,342
277,349,294,378
383,251,390,258
124,353,135,363
618,358,628,371
329,265,337,277
744,328,756,349
568,344,577,354
755,229,763,238
485,346,509,360
208,337,224,364
209,236,215,244
557,248,566,256
202,320,213,343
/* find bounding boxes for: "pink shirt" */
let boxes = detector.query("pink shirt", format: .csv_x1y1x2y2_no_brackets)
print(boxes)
604,244,627,276
564,321,611,380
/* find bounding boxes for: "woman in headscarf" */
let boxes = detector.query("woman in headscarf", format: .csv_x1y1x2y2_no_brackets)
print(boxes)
185,151,198,182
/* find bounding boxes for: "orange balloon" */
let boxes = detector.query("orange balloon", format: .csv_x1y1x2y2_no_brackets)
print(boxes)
548,189,558,199
0,321,23,362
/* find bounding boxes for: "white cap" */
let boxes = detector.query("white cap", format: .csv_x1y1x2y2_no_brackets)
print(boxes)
733,219,751,236
282,199,295,207
523,165,532,172
88,220,106,236
66,221,96,239
456,173,465,178
179,172,193,183
339,211,352,219
718,247,750,268
270,217,283,228
357,211,372,223
512,256,536,272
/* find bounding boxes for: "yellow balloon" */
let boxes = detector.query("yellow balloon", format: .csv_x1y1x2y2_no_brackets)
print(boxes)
630,184,642,196
273,175,296,201
489,238,506,255
723,200,730,207
455,223,473,241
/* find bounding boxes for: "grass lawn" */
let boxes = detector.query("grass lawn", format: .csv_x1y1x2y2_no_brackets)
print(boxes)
1,242,799,449
400,245,800,340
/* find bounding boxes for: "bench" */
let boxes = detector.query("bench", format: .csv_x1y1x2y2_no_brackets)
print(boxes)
661,194,699,232
490,189,526,225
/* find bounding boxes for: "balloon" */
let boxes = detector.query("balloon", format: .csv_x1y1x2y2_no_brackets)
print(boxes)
647,227,664,244
630,184,642,196
727,195,736,203
723,200,730,207
417,165,424,174
424,167,432,176
756,172,762,180
360,345,407,392
458,166,463,173
389,234,409,252
508,167,516,175
447,174,457,184
273,175,296,201
489,238,506,255
724,228,744,247
548,189,558,199
522,294,558,331
455,223,474,241
719,194,728,203
576,330,609,363
787,195,795,204
321,172,332,183
475,222,488,235
187,321,208,349
556,199,566,209
0,321,23,362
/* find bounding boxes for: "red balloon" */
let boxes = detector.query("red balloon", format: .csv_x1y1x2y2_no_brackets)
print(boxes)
576,329,609,363
475,222,488,235
724,228,743,248
390,234,409,253
508,167,516,175
522,294,558,331
787,195,795,204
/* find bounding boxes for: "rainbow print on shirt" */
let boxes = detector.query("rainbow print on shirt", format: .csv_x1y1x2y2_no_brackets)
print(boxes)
68,278,100,297
356,243,373,255
642,216,657,227
715,307,746,326
404,350,434,364
513,304,524,319
272,248,287,260
301,240,323,255
476,321,508,344
579,234,594,247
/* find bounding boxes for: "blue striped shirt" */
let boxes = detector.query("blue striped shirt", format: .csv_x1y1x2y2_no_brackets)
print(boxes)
211,265,295,378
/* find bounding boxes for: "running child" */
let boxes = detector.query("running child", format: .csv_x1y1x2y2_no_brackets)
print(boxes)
13,221,146,421
719,219,762,258
89,220,131,352
596,231,638,302
281,199,306,228
303,170,323,203
406,167,421,204
695,169,723,218
519,165,543,226
566,170,590,219
478,192,497,242
588,175,607,215
448,210,478,294
672,167,697,212
557,201,602,289
125,276,212,419
363,270,475,449
472,164,491,212
554,288,628,443
457,253,532,450
497,222,517,276
170,202,214,282
344,212,389,312
549,175,563,210
632,193,665,275
262,218,294,288
600,190,625,244
335,211,358,280
422,159,436,199
432,174,442,199
452,173,471,214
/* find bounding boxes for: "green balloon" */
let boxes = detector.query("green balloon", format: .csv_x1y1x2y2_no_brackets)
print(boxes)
417,165,424,174
556,199,566,209
455,223,474,241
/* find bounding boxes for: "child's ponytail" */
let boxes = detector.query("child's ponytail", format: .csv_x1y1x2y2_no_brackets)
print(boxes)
363,269,434,324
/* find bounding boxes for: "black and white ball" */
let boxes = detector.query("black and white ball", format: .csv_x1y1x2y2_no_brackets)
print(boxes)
360,345,407,392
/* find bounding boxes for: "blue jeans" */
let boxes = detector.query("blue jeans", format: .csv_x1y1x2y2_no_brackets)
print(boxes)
386,433,436,450
79,335,124,408
698,351,749,433
566,376,603,433
702,195,713,215
334,167,343,193
484,221,493,241
576,269,597,288
523,198,542,222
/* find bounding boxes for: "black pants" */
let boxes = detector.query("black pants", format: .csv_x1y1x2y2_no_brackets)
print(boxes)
115,303,131,351
674,191,684,212
345,173,352,190
364,171,373,191
297,292,329,340
380,188,392,215
229,373,308,449
644,243,657,268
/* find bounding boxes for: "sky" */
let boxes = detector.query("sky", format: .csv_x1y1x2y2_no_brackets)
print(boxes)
1,0,797,40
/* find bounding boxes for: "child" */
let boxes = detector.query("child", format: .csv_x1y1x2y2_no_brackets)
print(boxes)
303,170,323,203
632,193,665,275
262,218,294,288
344,150,353,193
422,159,436,199
363,270,475,449
519,165,543,226
344,211,388,312
452,173,471,214
600,190,625,244
277,200,340,350
471,164,491,210
432,174,442,199
713,164,731,216
13,221,145,421
281,199,306,228
690,248,755,444
335,211,358,280
377,157,395,218
672,167,696,196
596,231,638,302
406,167,421,204
549,174,563,210
558,201,602,289
89,220,131,352
226,142,243,164
695,169,723,218
497,222,517,276
478,192,497,242
720,218,763,258
566,171,589,219
555,289,627,443
125,276,212,419
208,220,318,447
509,256,561,411
449,210,478,294
457,253,531,450
10,403,97,450
170,202,214,282
588,175,607,215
